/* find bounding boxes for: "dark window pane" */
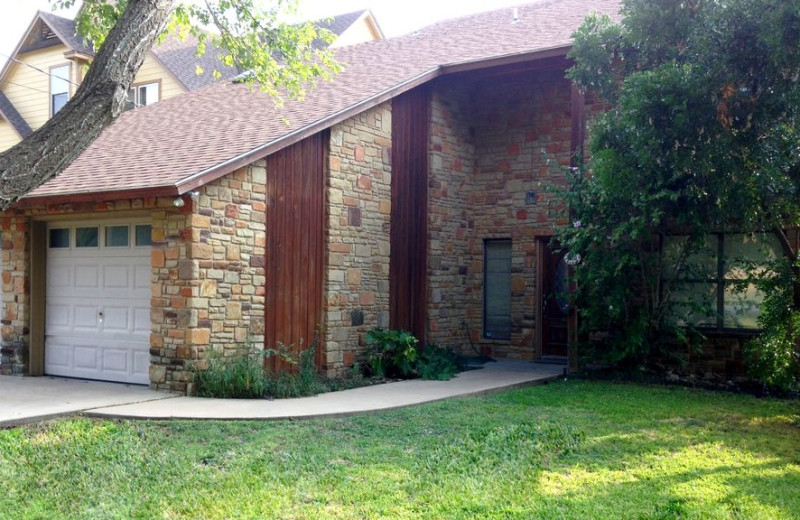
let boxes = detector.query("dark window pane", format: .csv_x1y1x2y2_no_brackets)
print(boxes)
76,227,98,248
135,225,152,247
48,228,70,248
484,240,512,339
105,225,129,247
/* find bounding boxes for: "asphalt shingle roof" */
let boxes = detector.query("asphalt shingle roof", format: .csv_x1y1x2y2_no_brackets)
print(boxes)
0,91,32,138
26,0,621,200
38,11,95,56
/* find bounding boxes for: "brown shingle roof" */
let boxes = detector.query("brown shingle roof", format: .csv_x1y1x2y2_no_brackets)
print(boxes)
151,34,240,91
38,11,95,57
26,0,621,200
0,92,32,138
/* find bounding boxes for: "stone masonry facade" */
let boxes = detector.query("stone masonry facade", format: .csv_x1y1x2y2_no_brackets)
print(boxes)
426,69,577,359
0,162,267,393
324,102,393,374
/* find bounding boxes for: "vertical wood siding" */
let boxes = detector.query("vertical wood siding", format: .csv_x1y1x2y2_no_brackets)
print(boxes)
265,133,327,372
390,88,430,342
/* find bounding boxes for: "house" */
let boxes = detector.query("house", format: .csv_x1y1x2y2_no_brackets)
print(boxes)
0,9,384,153
1,0,634,393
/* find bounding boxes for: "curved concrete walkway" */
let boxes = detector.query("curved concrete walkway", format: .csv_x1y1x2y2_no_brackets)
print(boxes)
1,361,564,427
87,360,564,421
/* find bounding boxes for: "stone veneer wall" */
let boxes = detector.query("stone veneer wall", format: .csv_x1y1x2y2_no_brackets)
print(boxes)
150,163,267,392
0,162,268,394
427,69,577,359
1,215,30,374
324,102,392,374
427,81,475,352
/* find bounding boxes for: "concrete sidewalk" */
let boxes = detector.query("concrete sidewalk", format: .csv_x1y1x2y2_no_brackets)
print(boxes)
0,376,173,428
1,361,564,426
86,360,565,421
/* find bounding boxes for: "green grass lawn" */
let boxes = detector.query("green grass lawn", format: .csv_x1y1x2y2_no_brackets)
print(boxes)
1,380,798,519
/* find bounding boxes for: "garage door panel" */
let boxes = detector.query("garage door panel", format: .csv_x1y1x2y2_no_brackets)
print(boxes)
46,304,71,330
48,265,71,288
44,341,71,370
134,264,150,289
103,306,130,332
74,265,100,288
134,308,150,334
45,221,151,385
104,265,129,289
102,349,130,373
73,345,99,370
133,351,150,377
74,305,100,330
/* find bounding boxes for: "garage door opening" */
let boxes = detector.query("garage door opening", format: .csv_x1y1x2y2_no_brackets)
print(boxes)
43,220,152,385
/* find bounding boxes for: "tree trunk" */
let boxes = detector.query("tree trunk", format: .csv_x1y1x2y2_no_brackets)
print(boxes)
0,0,174,210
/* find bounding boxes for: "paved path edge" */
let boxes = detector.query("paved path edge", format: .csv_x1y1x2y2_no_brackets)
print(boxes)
82,373,562,422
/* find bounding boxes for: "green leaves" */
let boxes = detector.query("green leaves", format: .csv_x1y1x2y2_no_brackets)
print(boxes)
559,0,800,379
52,0,340,104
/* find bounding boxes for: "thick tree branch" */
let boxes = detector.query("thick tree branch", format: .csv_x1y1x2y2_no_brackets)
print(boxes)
0,0,174,210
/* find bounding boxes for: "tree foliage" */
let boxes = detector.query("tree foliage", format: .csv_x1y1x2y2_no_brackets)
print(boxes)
558,0,800,389
54,0,340,103
0,0,339,209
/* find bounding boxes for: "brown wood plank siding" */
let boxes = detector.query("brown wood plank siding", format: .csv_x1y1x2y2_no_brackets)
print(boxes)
265,133,327,372
390,88,430,342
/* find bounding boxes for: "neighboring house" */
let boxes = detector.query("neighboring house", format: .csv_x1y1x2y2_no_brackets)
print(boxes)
1,0,741,393
0,9,383,153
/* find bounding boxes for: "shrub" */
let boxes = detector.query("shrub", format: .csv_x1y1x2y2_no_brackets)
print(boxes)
365,328,419,378
416,344,460,381
365,328,462,381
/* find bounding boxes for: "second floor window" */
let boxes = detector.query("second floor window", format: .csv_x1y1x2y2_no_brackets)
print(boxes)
50,64,70,116
126,82,159,109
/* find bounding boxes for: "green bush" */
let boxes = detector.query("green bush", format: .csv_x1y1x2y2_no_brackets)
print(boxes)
416,344,460,381
365,328,419,378
365,329,461,381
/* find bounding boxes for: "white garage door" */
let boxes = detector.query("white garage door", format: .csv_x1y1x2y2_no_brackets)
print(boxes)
45,221,152,384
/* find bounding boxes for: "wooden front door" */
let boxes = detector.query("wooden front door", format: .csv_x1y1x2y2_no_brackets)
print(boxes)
539,239,569,359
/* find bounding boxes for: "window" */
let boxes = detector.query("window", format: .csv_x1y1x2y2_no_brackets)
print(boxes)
75,227,99,248
135,225,152,247
105,225,129,247
663,233,781,330
48,228,70,248
126,82,159,110
50,64,70,116
484,239,512,339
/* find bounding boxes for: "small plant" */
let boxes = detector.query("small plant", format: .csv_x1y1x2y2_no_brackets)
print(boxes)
194,337,376,399
194,346,270,399
416,344,460,381
365,328,419,378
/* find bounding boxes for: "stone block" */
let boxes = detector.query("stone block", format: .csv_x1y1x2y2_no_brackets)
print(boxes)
226,302,242,320
178,260,199,280
186,328,211,345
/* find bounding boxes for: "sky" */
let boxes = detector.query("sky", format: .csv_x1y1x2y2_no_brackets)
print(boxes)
0,0,526,70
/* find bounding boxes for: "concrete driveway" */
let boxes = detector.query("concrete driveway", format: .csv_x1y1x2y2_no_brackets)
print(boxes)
0,376,175,428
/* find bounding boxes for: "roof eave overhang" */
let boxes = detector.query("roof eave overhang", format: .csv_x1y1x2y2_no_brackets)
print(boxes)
174,44,573,194
13,185,180,209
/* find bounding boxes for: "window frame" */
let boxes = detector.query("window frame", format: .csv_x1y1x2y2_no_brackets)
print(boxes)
126,80,162,109
483,238,513,341
49,63,72,118
662,232,781,332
